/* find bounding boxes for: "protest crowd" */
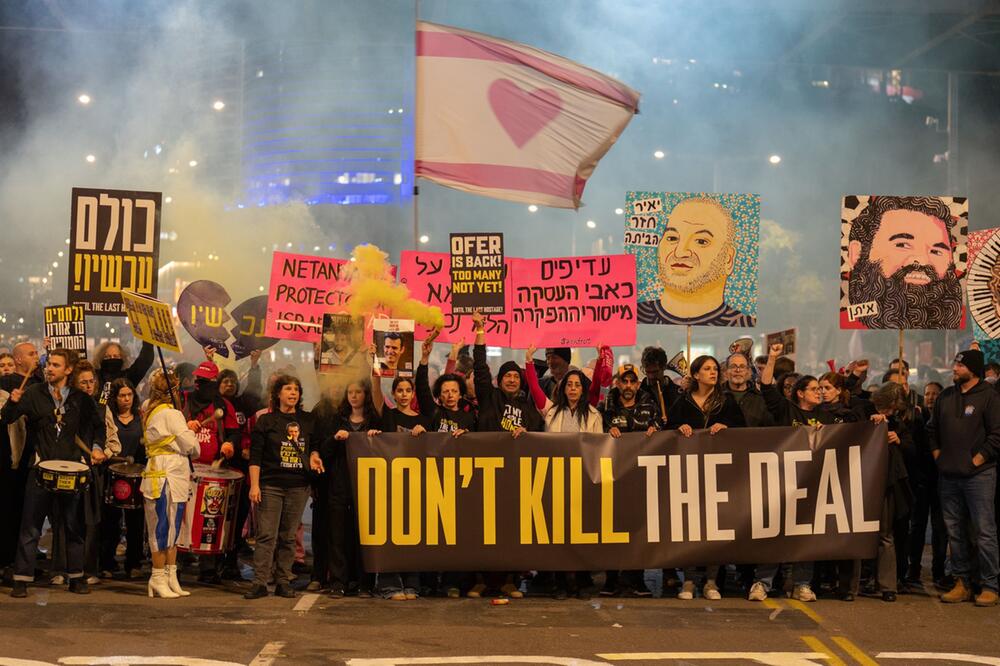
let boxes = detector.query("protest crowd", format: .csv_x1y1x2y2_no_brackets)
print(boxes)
1,306,997,609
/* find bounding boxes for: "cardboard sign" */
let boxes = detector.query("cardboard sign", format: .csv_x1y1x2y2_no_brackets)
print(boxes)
43,305,87,357
68,188,161,316
449,233,505,314
373,318,414,378
319,313,367,374
399,251,512,346
840,194,968,330
625,191,759,327
766,328,797,355
508,254,637,348
264,252,354,343
120,290,181,353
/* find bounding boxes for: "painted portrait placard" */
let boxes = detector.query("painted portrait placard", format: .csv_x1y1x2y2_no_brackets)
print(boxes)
624,192,759,327
840,195,968,330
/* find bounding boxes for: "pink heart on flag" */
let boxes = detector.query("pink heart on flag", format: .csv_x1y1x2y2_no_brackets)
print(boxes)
488,79,562,148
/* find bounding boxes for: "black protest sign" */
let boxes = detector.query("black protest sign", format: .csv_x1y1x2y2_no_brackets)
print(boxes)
43,305,87,357
68,188,161,315
347,423,887,572
449,233,505,315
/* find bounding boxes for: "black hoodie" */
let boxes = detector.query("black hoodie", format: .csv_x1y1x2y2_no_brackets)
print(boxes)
928,379,1000,477
473,344,543,433
600,387,661,433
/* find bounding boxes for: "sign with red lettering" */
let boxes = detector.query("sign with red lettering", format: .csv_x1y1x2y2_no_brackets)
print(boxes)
399,251,512,346
264,252,354,342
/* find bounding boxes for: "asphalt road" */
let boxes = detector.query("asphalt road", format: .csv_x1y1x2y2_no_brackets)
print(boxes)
0,567,996,666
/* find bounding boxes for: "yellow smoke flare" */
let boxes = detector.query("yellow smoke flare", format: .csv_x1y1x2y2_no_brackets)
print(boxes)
347,244,444,329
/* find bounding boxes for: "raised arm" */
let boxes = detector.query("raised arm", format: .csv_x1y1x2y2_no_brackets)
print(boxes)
588,344,613,407
471,311,493,400
125,341,155,386
523,345,549,411
368,343,384,417
416,333,438,416
760,342,783,387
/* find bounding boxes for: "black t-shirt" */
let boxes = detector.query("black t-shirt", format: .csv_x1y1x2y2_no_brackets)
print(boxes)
250,410,313,488
381,409,429,434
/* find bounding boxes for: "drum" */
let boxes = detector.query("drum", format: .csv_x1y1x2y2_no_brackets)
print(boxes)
36,460,90,493
178,464,244,555
105,462,145,509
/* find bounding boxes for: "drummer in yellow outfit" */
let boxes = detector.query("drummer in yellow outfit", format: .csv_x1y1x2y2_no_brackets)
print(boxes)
141,369,201,599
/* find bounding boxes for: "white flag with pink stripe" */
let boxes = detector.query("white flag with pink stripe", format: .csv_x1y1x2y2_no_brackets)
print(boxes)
415,21,640,210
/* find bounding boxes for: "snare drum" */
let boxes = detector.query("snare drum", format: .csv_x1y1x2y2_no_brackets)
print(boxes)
105,462,145,510
36,460,90,493
178,464,244,555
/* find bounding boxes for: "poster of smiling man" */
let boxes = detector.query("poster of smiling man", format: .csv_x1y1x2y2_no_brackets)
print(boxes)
625,192,759,327
840,195,968,329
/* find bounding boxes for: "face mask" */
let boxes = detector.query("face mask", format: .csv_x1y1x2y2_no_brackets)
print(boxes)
101,358,124,375
196,382,218,402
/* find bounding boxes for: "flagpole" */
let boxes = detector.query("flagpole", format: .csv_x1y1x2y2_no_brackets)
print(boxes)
412,0,420,251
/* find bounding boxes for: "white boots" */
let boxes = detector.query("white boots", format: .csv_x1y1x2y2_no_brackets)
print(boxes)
166,564,190,597
148,569,179,598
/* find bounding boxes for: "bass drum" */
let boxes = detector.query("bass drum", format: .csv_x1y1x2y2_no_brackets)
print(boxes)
177,464,244,555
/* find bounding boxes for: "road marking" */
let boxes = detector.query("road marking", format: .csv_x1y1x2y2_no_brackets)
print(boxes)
599,653,831,665
786,600,824,625
799,637,846,666
249,642,286,666
347,658,608,665
59,659,244,665
877,654,1000,665
0,659,60,666
830,637,878,666
761,598,784,620
293,593,319,612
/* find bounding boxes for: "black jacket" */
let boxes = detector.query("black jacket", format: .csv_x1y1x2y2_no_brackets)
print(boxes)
600,388,661,433
928,379,1000,477
250,409,313,488
762,383,839,427
96,341,155,405
638,377,680,423
1,381,105,464
667,391,747,430
473,345,543,433
724,384,773,427
413,362,478,433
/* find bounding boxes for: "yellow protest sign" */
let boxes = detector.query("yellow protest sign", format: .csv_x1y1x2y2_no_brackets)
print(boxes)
120,290,182,353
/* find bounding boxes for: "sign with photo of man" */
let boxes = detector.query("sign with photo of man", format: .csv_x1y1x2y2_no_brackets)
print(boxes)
624,192,759,327
840,195,968,329
319,313,366,374
372,318,415,379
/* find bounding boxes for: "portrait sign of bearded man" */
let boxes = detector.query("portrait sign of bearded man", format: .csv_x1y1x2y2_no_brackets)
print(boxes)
630,194,758,327
841,195,968,330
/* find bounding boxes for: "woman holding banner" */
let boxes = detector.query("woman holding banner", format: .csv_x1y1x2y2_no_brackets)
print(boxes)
667,355,746,601
525,347,605,599
755,343,839,603
310,374,382,599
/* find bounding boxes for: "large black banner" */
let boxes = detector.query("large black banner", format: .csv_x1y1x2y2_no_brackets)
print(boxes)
346,423,888,572
68,187,161,315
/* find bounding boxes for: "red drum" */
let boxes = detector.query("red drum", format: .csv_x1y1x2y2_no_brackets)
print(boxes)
178,464,244,555
105,463,144,509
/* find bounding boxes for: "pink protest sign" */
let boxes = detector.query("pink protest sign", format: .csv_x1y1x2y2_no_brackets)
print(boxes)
264,252,354,342
399,251,512,346
508,254,637,348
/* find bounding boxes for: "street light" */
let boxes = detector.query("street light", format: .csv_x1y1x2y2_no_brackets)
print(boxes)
653,150,665,159
419,235,430,244
78,94,91,105
528,205,538,213
586,220,597,229
212,100,225,111
768,154,782,165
